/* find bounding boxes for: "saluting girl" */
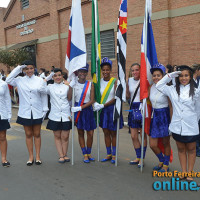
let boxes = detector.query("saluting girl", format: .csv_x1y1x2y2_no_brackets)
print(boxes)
6,60,48,166
94,57,123,164
45,68,72,163
126,63,147,167
156,66,200,182
149,63,172,172
0,79,12,167
71,64,96,163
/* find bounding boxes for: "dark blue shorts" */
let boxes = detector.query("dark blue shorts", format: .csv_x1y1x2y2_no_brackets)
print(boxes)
46,120,72,131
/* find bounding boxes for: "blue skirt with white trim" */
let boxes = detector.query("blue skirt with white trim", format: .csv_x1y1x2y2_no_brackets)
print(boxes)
128,102,142,129
99,104,123,131
74,102,96,131
150,107,170,138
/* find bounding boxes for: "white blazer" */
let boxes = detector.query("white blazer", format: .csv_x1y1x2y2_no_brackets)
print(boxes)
0,80,11,120
47,83,71,122
6,65,48,119
156,74,200,136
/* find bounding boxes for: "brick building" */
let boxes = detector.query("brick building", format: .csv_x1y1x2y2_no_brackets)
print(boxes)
0,0,199,76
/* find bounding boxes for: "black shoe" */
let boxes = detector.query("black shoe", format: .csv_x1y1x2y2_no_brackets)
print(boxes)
35,160,42,165
2,161,10,167
27,160,34,166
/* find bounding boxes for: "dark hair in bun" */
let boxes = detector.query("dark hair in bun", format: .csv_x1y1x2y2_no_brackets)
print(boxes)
54,68,62,73
21,60,35,66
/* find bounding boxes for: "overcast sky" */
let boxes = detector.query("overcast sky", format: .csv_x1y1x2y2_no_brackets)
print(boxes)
0,0,11,8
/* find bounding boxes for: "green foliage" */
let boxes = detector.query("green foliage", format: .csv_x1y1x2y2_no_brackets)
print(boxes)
0,48,31,68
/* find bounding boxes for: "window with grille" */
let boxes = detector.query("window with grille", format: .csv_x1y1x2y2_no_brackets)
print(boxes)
86,30,115,61
21,0,29,9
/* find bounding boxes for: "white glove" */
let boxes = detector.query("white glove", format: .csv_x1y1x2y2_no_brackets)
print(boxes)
8,118,11,123
69,79,76,88
42,112,47,120
168,71,182,78
21,64,27,69
139,103,143,112
71,106,82,113
93,102,104,111
69,73,77,88
46,72,54,81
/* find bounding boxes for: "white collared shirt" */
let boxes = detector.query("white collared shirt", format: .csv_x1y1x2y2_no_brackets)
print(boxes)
150,83,168,109
6,65,48,119
47,83,71,122
156,75,200,136
0,79,11,120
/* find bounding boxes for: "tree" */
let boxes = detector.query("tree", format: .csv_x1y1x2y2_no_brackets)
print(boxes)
0,48,31,71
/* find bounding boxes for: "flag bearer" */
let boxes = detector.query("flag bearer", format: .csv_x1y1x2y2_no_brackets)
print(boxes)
94,57,123,164
71,64,96,163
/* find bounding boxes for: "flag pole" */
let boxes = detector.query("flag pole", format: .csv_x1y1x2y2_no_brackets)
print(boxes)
140,0,148,173
97,111,100,161
94,0,100,162
115,118,120,166
71,87,75,165
140,98,146,172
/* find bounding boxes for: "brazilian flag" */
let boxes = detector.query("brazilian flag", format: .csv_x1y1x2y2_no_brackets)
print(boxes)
91,0,101,104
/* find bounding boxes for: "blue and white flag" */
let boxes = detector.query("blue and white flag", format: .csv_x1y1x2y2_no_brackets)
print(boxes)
65,0,86,78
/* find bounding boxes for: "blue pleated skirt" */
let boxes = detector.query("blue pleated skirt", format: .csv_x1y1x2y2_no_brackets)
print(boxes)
74,102,96,131
150,107,170,138
99,104,124,131
128,102,142,129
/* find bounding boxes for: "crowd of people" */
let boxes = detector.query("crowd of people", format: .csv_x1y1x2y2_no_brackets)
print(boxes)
0,59,200,183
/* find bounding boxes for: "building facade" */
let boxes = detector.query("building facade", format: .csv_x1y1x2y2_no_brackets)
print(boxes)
0,0,199,76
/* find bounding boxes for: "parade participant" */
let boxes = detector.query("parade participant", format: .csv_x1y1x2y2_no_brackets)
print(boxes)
191,64,200,157
0,79,11,167
149,63,171,172
6,60,48,166
126,63,147,167
94,57,123,164
156,66,200,181
39,68,46,79
165,64,173,73
71,64,96,163
45,68,72,163
0,70,6,80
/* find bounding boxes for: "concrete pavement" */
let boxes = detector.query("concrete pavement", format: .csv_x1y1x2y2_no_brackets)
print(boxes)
0,108,199,200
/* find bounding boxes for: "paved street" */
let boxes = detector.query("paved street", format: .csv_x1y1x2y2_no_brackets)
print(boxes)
0,108,200,200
